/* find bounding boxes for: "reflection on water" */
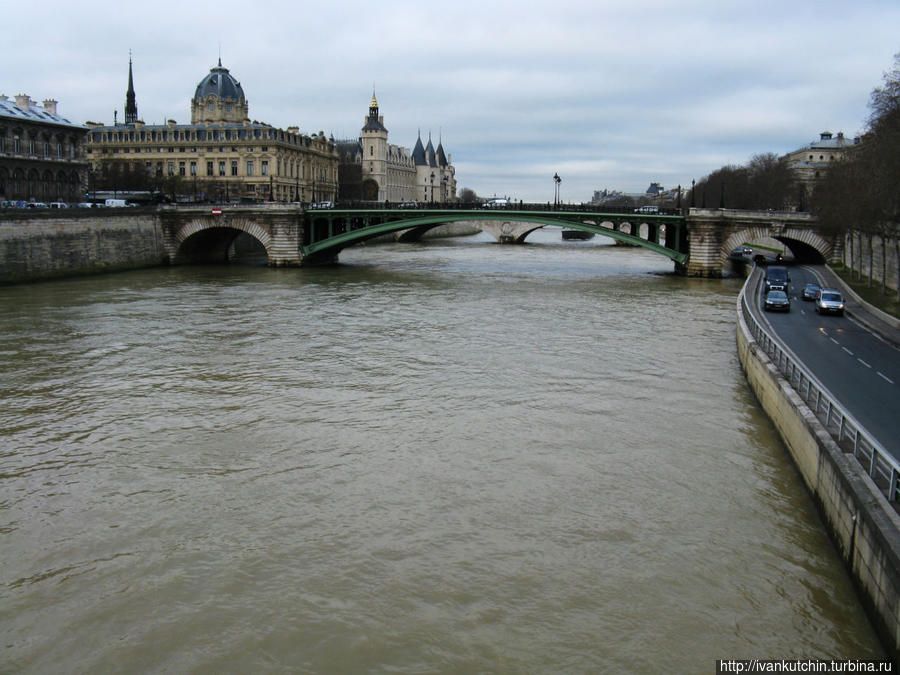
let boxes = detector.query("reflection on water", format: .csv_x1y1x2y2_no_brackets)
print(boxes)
0,230,882,672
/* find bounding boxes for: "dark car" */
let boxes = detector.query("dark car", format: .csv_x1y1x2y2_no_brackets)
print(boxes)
764,290,791,312
764,266,790,293
815,289,845,316
802,283,821,301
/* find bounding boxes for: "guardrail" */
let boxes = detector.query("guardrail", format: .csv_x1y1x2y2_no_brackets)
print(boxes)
740,268,900,502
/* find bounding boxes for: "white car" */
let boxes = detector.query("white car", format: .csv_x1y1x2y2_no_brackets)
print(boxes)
815,289,845,316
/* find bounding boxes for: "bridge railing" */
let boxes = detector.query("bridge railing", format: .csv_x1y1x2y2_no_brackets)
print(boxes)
739,268,900,502
333,201,684,215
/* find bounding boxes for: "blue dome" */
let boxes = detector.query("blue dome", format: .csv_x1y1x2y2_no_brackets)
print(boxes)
194,60,245,101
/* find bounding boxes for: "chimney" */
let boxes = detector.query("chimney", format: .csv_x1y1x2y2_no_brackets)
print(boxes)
42,99,58,116
15,94,33,111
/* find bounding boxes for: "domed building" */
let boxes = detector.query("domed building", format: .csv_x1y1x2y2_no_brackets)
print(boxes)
86,58,338,204
190,60,249,124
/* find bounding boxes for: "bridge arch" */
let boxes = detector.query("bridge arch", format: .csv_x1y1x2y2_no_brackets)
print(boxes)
721,226,831,265
172,217,272,264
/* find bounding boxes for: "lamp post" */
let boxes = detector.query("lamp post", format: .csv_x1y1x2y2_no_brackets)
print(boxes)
553,173,561,209
430,172,435,203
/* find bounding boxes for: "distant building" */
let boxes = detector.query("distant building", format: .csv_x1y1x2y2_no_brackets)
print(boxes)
0,94,89,203
784,131,858,193
337,93,456,203
86,58,339,203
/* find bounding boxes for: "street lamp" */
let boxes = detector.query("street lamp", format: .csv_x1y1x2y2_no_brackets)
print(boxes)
553,173,561,209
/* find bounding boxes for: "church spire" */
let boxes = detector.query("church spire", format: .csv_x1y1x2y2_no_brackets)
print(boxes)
125,51,138,125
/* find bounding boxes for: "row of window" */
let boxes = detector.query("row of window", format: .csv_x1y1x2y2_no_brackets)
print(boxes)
0,135,78,159
94,145,268,155
0,167,83,200
102,156,337,180
92,127,328,147
119,159,334,182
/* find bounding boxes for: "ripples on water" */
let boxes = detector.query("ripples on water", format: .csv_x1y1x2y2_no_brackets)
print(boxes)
0,231,882,672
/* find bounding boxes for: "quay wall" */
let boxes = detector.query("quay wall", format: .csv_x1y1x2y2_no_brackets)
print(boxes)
841,230,899,296
0,211,167,284
736,285,900,660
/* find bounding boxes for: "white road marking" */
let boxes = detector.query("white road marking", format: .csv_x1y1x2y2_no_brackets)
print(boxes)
878,372,895,385
858,358,872,368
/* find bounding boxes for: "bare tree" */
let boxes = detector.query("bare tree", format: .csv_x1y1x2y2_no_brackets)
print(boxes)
814,51,900,295
458,187,479,204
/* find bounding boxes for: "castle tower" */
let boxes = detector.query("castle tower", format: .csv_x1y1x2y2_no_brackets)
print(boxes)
360,91,388,200
124,53,138,124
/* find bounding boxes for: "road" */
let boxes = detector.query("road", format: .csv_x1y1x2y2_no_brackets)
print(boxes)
754,264,899,456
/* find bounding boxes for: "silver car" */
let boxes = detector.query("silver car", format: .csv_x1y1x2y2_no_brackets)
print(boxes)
815,289,845,316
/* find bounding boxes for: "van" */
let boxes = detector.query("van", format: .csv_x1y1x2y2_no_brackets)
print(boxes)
764,266,790,293
49,202,69,209
485,198,509,208
104,198,128,207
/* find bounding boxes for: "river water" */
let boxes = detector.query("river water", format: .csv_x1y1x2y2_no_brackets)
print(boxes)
0,230,883,672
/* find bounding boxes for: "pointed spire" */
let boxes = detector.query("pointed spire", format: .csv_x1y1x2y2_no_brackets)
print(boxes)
125,50,138,125
425,132,437,167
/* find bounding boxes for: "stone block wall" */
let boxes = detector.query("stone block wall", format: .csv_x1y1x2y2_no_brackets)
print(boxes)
842,231,899,295
0,211,167,284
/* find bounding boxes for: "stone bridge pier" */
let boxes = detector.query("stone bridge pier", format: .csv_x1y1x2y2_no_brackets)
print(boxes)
478,220,540,244
159,205,304,266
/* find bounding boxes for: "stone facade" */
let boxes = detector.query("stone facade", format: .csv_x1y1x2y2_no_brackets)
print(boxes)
86,59,339,204
784,131,859,200
337,94,456,204
0,95,89,203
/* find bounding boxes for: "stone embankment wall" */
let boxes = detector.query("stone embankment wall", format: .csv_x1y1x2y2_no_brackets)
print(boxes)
0,210,167,284
736,286,900,660
841,231,899,295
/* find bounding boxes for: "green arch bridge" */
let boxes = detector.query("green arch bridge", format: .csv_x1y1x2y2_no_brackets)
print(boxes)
302,208,688,266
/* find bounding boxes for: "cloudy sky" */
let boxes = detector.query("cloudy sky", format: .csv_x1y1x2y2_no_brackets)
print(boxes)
5,0,898,202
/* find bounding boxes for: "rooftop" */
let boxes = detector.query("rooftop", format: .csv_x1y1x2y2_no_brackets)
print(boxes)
0,94,83,128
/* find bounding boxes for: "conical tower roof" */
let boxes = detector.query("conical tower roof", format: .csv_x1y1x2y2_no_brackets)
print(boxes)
412,132,427,166
425,135,437,167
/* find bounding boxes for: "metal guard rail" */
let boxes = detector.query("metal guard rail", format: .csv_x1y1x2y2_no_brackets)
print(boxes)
739,269,900,502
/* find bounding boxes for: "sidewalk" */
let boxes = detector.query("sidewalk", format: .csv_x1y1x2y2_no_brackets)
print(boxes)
817,265,900,347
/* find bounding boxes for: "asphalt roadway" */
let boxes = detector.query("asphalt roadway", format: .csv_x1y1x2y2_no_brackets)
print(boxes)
753,264,900,457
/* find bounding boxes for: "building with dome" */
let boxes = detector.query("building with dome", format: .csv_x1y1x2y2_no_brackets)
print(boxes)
85,58,338,203
336,93,456,204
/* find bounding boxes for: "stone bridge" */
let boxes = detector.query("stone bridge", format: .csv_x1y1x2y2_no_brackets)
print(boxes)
684,208,837,276
156,204,837,277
